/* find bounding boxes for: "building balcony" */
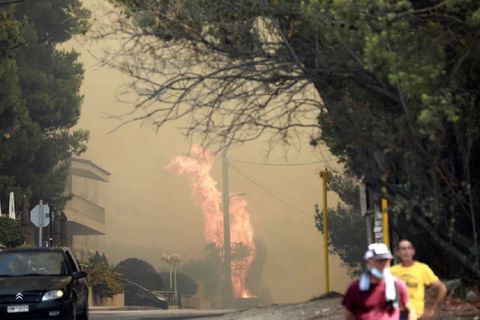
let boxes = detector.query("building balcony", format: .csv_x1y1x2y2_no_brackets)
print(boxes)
63,158,110,237
69,158,110,183
64,194,106,235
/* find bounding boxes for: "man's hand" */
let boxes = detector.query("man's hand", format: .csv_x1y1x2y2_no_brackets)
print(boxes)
419,306,435,319
405,302,417,320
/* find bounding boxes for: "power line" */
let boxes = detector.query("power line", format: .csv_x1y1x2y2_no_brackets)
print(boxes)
229,164,314,219
239,170,314,206
318,147,335,172
230,158,337,167
234,162,311,206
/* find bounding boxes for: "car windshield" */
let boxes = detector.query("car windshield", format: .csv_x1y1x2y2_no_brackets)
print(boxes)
0,251,68,276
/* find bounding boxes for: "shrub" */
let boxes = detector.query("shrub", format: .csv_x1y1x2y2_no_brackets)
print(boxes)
114,258,163,291
84,256,124,298
0,217,25,248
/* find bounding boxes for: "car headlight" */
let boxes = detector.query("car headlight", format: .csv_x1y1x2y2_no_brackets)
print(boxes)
42,290,64,301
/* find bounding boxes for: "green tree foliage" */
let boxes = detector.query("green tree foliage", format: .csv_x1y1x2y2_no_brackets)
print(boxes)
0,216,24,248
0,9,30,193
103,0,480,281
314,174,366,275
13,0,90,43
114,258,164,291
84,253,124,298
0,1,89,214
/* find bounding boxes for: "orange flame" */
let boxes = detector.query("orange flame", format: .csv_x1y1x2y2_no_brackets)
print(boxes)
230,196,256,298
167,146,255,298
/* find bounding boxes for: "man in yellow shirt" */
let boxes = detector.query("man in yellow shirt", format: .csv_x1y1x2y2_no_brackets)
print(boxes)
391,239,447,320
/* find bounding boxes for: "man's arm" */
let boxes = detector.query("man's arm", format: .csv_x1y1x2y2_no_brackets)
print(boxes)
420,279,447,320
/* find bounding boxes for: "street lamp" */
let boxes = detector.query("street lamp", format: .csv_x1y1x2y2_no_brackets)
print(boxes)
161,253,182,304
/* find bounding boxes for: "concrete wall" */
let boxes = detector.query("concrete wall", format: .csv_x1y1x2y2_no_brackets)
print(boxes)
88,287,124,307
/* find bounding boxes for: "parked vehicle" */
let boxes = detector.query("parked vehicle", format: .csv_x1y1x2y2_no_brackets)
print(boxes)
124,280,168,309
0,247,88,320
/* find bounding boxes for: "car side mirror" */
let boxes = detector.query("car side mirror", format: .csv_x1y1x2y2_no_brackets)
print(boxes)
73,271,87,279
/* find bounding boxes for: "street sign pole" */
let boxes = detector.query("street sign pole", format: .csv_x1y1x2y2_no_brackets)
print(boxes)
49,210,53,247
30,201,50,247
39,200,44,247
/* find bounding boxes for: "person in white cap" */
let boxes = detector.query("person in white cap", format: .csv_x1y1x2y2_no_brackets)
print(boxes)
342,243,415,320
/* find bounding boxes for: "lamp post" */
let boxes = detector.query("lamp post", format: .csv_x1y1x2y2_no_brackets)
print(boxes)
161,253,182,306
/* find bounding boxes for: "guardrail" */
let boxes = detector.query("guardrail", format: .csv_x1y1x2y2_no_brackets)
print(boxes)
152,291,200,309
179,294,200,309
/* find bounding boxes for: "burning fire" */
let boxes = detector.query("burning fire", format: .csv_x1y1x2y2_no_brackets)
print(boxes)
167,145,255,298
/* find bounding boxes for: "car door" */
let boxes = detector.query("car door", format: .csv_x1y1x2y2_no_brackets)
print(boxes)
64,250,88,311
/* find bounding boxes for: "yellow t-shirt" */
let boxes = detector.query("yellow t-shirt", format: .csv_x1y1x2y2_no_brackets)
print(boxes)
390,261,439,316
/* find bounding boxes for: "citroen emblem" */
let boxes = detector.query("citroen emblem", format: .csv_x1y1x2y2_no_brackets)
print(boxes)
15,292,23,301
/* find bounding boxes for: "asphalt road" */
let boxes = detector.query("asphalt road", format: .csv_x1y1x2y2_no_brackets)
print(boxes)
90,309,231,320
88,296,480,320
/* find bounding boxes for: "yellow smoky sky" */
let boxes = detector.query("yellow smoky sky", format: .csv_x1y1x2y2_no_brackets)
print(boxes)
65,0,352,303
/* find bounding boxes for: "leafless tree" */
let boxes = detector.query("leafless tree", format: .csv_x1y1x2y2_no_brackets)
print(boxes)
90,1,325,151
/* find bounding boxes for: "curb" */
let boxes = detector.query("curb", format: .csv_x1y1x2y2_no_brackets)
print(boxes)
90,306,159,311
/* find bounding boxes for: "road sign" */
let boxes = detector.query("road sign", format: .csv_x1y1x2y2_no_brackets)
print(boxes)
30,203,50,227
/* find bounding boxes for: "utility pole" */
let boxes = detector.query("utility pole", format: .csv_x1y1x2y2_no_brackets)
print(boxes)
221,151,233,307
359,181,373,245
39,200,44,247
381,175,390,248
319,170,330,293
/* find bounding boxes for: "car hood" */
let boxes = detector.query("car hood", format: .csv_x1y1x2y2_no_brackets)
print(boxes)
0,276,72,293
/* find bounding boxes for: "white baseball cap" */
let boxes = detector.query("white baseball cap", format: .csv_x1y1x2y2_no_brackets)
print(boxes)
364,243,393,260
